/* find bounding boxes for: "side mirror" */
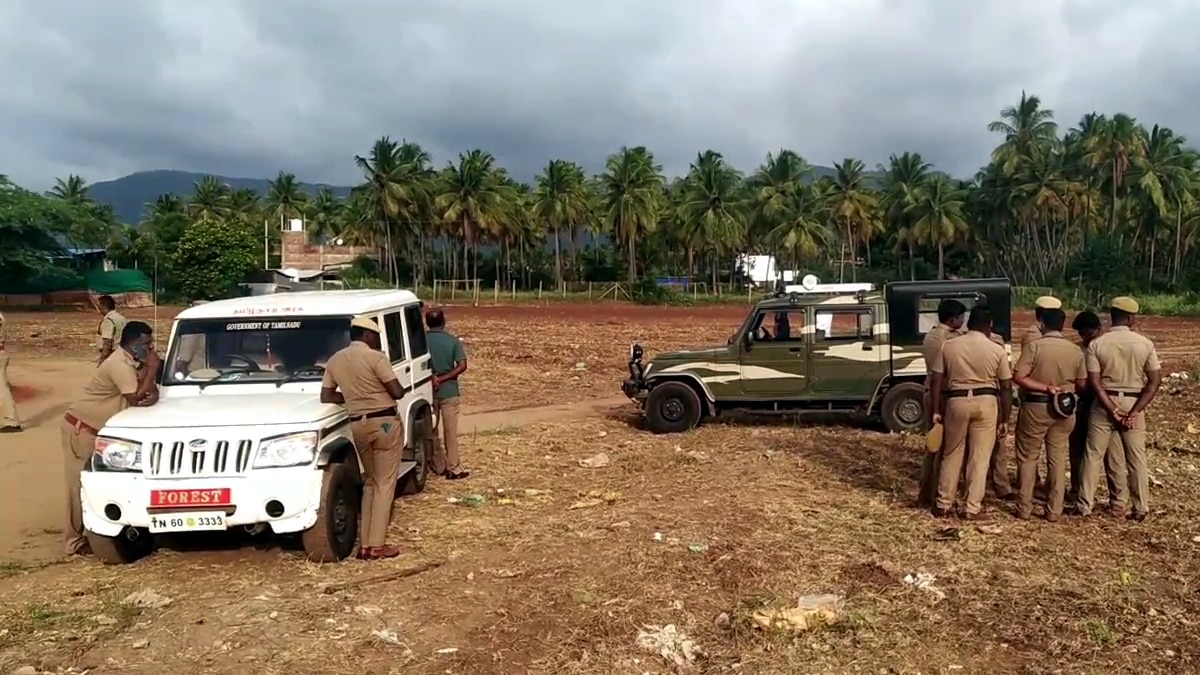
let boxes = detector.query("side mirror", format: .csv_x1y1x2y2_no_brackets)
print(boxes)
741,332,753,352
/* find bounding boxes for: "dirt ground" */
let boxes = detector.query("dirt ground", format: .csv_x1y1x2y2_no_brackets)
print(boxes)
2,301,1200,673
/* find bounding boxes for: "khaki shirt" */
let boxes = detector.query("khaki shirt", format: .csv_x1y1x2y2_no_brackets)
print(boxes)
1085,326,1160,393
97,310,128,351
931,330,1012,390
922,323,964,389
321,341,398,417
67,349,140,430
1020,325,1042,350
0,310,6,351
1014,331,1086,393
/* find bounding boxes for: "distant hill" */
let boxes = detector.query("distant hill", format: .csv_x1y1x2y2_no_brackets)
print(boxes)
89,170,352,225
90,166,904,226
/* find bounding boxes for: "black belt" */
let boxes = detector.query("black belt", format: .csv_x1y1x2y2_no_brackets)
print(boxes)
1023,392,1051,403
1104,390,1140,398
945,387,999,398
348,408,396,422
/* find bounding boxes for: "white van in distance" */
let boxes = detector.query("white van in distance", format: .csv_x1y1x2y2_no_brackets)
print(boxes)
79,290,435,564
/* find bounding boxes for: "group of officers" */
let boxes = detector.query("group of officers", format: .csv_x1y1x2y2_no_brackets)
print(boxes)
56,300,470,561
917,295,1161,522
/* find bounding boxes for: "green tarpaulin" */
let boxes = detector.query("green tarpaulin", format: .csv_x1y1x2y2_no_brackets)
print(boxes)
0,268,152,295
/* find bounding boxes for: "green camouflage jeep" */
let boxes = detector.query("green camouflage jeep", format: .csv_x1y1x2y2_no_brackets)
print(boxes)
621,278,1013,434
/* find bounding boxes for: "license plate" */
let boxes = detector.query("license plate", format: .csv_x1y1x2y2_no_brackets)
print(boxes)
149,488,232,507
148,512,228,533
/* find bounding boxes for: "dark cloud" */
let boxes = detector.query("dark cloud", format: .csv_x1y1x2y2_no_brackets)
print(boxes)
3,0,1200,191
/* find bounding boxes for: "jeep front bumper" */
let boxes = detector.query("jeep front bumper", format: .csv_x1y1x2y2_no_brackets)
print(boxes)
81,466,323,538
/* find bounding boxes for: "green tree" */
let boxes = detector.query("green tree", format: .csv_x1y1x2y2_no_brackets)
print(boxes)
175,217,259,299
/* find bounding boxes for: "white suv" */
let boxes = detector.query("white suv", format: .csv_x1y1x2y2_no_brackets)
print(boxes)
80,289,435,564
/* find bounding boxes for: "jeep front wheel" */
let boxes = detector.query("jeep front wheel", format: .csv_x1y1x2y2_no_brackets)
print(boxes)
645,381,703,434
87,528,153,565
880,382,927,433
301,462,360,562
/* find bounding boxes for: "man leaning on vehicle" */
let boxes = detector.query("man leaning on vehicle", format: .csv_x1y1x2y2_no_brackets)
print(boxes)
62,321,160,556
320,316,406,560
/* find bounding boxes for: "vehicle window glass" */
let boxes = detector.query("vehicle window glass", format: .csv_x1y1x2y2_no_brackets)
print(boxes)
815,310,873,340
404,305,428,357
165,316,351,385
382,312,406,364
752,310,806,342
917,294,979,334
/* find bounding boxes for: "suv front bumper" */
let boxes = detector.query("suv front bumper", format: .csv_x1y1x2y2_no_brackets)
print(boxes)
81,465,323,538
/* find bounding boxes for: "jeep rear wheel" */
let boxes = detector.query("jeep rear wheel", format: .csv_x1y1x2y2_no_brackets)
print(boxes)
881,382,927,433
399,409,433,496
301,462,360,562
87,528,153,565
645,381,703,434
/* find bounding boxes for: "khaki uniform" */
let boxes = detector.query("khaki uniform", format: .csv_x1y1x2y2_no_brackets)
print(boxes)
62,350,141,554
1012,332,1086,518
97,310,128,359
322,341,403,549
1079,327,1160,516
932,331,1012,515
0,311,20,429
985,331,1017,497
918,323,964,506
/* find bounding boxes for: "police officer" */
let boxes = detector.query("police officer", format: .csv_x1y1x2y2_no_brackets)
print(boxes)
62,321,160,556
1077,297,1161,522
95,295,128,364
1023,296,1062,349
918,299,966,507
320,316,407,560
0,309,20,433
929,306,1013,519
1068,310,1116,504
425,308,470,480
1011,308,1085,521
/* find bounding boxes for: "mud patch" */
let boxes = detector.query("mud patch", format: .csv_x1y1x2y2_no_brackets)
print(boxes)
10,383,40,404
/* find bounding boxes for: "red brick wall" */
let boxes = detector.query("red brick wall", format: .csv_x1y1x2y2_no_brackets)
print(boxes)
280,232,374,270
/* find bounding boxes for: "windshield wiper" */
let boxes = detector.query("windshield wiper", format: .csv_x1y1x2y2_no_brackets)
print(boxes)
275,366,325,389
197,367,257,391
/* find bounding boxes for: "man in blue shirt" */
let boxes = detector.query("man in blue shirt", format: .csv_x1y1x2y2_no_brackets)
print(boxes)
425,308,469,479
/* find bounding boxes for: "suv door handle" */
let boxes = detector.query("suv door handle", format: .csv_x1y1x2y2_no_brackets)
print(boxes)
403,366,411,373
788,347,803,353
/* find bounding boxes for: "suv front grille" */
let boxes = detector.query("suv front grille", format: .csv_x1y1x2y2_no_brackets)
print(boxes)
148,440,254,476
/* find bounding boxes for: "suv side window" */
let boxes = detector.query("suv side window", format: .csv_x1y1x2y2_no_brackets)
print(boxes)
815,309,873,341
403,304,428,357
917,294,981,334
750,310,806,342
381,312,406,364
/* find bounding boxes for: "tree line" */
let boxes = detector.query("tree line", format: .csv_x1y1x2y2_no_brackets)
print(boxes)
4,91,1200,302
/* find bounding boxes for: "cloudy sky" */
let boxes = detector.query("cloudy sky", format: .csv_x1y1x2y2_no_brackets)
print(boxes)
1,0,1197,190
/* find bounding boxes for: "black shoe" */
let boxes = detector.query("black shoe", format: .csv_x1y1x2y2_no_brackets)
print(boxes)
443,470,470,480
0,425,21,433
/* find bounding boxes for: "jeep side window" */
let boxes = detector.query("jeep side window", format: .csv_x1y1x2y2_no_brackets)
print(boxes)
750,310,805,342
382,312,406,364
815,310,872,341
403,304,428,357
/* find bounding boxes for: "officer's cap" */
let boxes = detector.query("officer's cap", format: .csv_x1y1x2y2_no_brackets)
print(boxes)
350,315,381,333
1034,296,1062,310
925,421,943,454
1050,391,1078,419
1110,296,1140,314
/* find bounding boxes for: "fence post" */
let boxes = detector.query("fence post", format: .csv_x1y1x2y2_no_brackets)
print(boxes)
511,280,516,299
538,281,543,300
588,282,593,299
493,280,499,303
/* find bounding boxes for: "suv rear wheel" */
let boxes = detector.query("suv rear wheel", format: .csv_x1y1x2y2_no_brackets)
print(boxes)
399,409,433,495
301,462,360,562
645,381,703,434
880,382,927,433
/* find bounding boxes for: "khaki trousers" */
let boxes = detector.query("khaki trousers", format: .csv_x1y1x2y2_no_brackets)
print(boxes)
431,397,462,474
1069,403,1117,500
350,416,403,548
1079,394,1149,516
1014,402,1074,517
61,419,96,555
0,352,20,427
937,394,998,515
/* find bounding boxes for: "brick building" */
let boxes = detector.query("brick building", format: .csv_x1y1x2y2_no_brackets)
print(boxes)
279,230,374,271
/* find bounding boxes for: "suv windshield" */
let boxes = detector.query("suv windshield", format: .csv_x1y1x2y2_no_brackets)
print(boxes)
163,316,352,386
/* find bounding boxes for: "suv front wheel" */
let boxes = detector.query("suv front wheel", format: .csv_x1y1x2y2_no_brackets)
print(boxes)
645,381,703,434
301,462,361,562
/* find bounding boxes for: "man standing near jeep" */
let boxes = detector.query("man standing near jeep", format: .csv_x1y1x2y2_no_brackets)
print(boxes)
426,308,469,480
918,299,966,507
321,316,407,560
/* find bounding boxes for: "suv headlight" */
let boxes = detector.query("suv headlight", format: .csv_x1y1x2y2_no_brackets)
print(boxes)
93,437,143,472
254,431,318,468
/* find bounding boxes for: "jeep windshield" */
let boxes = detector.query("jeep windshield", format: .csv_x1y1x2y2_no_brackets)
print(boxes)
162,316,352,386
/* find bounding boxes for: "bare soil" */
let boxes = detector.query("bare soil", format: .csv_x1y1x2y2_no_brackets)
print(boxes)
1,301,1199,673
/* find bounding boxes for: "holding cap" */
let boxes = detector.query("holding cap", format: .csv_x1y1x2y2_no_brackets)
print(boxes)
1110,296,1140,314
1034,295,1062,310
350,315,381,332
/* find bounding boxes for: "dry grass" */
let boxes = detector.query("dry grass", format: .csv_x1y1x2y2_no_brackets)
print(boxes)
4,391,1200,673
